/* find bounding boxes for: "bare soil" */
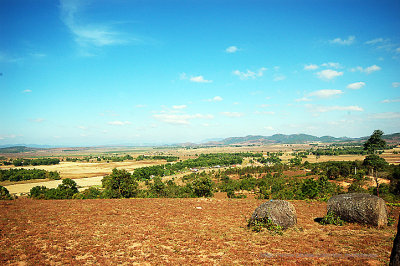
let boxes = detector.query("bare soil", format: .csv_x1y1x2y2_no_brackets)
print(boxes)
0,198,397,265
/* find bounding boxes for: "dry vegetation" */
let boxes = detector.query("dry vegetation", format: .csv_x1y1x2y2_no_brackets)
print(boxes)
1,198,398,265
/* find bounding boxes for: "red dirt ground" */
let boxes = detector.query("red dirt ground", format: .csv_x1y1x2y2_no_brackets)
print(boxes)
1,198,398,265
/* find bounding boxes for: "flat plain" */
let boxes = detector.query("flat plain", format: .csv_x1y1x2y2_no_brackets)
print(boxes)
0,198,398,265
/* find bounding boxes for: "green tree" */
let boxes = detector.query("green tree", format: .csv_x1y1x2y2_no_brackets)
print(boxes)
192,176,214,197
30,186,48,199
363,130,386,154
57,178,79,199
363,154,388,197
102,168,139,198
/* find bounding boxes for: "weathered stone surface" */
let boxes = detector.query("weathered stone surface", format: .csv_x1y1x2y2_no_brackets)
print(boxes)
250,200,297,229
327,193,387,227
390,215,400,266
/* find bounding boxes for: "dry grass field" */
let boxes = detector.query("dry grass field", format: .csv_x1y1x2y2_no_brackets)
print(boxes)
0,160,164,180
0,198,397,265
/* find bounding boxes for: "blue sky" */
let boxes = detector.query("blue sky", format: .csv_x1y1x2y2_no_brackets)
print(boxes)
1,0,400,146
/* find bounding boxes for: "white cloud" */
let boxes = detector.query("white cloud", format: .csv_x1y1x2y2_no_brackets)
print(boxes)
78,126,88,130
172,105,187,110
329,36,355,45
255,111,275,115
190,75,212,83
60,0,132,50
369,112,400,120
0,134,17,140
33,118,45,123
108,121,132,126
295,97,312,102
306,104,363,113
225,46,239,53
22,89,32,93
273,74,286,81
316,69,343,80
206,96,223,102
264,126,274,131
304,64,318,70
346,82,365,90
221,112,244,118
135,104,147,108
364,65,381,74
365,38,385,45
393,82,400,88
321,62,342,69
381,98,400,103
233,67,267,80
351,65,381,74
259,104,270,108
396,47,400,53
309,89,343,98
153,113,213,125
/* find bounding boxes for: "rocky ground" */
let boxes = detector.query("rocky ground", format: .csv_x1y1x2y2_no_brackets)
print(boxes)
1,198,398,265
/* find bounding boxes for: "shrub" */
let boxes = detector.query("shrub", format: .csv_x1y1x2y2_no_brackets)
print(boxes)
319,211,345,226
247,217,283,235
72,187,102,199
102,168,139,198
0,186,13,200
30,186,48,199
191,175,214,197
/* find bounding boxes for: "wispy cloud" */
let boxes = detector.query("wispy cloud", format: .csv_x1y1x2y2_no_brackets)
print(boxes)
365,38,385,45
295,97,311,102
233,67,267,80
33,118,45,123
381,98,400,103
172,105,187,110
351,65,381,74
316,69,343,81
273,74,286,81
346,82,365,90
304,64,319,70
369,112,400,120
60,0,133,53
306,104,363,113
190,75,212,83
329,36,355,45
153,113,213,125
206,96,223,102
321,62,342,69
108,121,132,126
225,46,239,53
180,72,212,83
392,82,400,88
309,89,343,98
22,89,32,93
255,111,275,115
221,112,243,117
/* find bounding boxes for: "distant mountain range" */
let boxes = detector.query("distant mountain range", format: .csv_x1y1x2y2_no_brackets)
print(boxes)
0,133,399,153
200,133,400,146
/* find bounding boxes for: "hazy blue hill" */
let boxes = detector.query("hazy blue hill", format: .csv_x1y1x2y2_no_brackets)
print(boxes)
0,146,40,153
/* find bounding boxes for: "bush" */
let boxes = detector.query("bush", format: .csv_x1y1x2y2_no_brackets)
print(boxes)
0,186,13,200
192,176,214,197
30,179,79,200
102,168,139,198
319,211,345,226
30,186,48,199
247,217,283,235
72,187,102,199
